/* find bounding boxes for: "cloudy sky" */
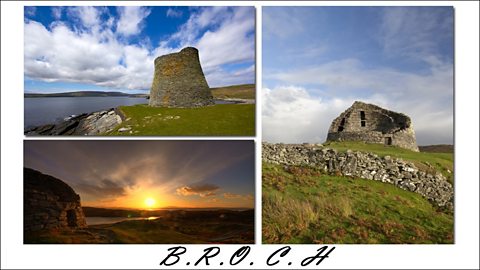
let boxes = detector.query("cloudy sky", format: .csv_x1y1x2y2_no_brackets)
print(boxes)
24,6,255,93
24,141,255,209
263,7,453,145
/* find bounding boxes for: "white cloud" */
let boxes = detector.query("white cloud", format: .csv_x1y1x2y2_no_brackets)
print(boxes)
24,7,254,90
51,7,62,20
204,65,255,87
262,7,453,145
155,7,255,86
24,20,154,90
25,6,36,16
223,192,253,201
166,8,183,18
176,184,219,197
69,6,102,28
263,86,355,143
116,6,151,37
263,60,454,145
263,7,310,40
379,7,453,61
196,7,255,70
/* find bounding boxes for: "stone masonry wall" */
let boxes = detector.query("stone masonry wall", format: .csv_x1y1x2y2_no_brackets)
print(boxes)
149,47,214,107
24,168,87,232
262,143,453,210
327,101,419,152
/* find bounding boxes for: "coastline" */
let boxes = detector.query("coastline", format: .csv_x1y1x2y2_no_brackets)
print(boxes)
24,98,255,136
24,108,123,136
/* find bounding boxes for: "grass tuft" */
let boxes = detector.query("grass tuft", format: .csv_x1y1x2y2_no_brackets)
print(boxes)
262,162,453,244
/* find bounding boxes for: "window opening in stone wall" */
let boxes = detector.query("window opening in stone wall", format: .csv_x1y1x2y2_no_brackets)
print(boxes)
385,137,392,145
337,118,345,132
67,210,77,227
360,111,366,120
361,120,366,127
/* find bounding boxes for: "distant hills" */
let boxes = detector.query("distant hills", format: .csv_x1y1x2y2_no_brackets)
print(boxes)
24,84,256,99
25,91,148,98
82,206,252,217
210,84,255,99
419,144,454,153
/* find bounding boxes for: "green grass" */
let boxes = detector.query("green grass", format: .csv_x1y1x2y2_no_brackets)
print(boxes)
105,103,255,136
210,84,255,99
323,141,454,185
262,163,454,244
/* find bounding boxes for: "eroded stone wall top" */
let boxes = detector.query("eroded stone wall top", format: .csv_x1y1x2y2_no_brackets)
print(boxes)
327,101,419,151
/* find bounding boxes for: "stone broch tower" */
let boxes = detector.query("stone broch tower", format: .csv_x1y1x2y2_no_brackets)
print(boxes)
327,101,419,151
24,168,87,232
149,47,214,107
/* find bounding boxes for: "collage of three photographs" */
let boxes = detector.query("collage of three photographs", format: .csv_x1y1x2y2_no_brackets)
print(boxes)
23,5,454,245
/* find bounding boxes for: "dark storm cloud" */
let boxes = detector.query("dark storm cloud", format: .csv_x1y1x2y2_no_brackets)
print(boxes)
76,179,126,198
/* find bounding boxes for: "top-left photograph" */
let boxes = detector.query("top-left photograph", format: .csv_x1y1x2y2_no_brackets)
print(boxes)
24,6,255,136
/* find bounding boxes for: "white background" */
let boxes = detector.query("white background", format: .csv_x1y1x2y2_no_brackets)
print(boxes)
1,1,479,269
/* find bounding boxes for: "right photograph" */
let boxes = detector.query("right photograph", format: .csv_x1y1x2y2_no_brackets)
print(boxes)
262,7,454,244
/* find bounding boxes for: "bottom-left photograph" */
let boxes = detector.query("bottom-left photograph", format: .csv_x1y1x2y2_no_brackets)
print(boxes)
23,140,255,244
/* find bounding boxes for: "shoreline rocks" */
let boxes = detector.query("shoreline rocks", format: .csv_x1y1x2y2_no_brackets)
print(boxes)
25,108,123,136
262,143,453,211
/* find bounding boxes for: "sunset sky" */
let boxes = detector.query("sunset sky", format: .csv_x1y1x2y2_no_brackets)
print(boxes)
24,6,255,93
263,7,453,145
24,141,255,209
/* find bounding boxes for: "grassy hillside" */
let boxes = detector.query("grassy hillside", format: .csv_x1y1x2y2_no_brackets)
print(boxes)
323,141,454,185
262,163,453,244
105,103,255,136
419,144,454,153
211,84,255,99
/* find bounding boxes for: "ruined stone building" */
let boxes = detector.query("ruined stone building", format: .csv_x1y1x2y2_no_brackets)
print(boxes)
24,168,86,233
149,47,214,108
326,101,419,151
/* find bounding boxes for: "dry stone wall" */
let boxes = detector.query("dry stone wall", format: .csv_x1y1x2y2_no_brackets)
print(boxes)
24,168,87,232
149,47,214,108
262,143,453,210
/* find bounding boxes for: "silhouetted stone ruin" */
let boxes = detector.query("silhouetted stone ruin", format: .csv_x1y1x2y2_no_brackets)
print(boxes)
327,101,419,152
24,168,86,232
149,47,214,108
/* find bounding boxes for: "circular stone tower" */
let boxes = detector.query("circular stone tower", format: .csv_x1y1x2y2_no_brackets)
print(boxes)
149,47,214,107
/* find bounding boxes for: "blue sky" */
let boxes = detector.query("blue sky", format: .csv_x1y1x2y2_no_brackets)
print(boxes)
263,7,454,145
24,6,255,93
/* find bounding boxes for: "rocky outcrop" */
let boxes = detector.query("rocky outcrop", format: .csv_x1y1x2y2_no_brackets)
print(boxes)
327,101,419,152
149,47,214,108
24,168,87,232
262,143,453,210
24,108,122,136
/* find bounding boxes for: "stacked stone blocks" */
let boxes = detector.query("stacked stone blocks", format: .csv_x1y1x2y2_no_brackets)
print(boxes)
149,47,214,108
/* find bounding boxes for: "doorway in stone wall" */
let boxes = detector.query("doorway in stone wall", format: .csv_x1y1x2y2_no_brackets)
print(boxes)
66,209,77,227
385,137,392,145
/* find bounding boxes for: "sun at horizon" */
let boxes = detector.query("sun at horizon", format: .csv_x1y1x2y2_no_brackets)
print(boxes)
144,197,156,209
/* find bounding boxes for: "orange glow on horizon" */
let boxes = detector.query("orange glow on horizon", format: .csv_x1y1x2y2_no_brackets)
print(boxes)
80,186,254,210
